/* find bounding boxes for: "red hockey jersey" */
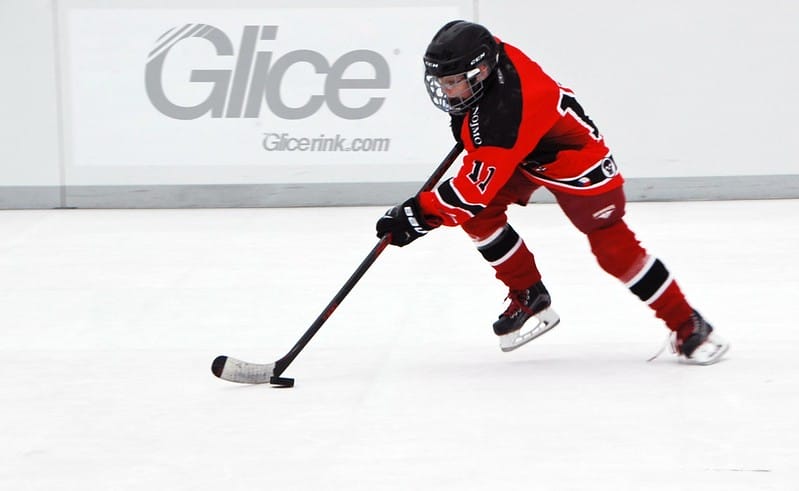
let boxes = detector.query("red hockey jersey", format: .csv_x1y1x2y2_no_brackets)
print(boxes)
419,40,624,226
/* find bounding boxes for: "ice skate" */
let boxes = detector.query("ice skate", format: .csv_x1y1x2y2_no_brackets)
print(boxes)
493,281,560,352
673,310,730,365
649,310,729,365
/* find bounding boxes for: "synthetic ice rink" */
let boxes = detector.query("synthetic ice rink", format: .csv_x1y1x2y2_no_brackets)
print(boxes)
2,199,797,490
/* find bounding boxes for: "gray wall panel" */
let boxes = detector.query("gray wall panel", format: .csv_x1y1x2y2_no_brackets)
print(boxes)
4,175,796,209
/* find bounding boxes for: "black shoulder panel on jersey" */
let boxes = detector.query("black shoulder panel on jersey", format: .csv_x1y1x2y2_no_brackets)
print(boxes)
466,47,522,150
450,114,465,143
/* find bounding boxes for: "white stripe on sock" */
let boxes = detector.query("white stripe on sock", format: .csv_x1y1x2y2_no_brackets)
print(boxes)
488,237,523,267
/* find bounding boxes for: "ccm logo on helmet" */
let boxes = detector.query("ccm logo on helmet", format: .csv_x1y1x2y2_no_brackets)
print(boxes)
146,24,390,121
469,51,486,66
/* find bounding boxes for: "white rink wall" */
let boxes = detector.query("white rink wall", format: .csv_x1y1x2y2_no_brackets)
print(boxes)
1,0,797,208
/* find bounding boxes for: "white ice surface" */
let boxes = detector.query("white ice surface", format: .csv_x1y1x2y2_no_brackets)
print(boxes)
1,199,797,490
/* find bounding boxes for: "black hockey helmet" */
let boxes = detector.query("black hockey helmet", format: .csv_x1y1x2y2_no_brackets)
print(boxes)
423,20,499,114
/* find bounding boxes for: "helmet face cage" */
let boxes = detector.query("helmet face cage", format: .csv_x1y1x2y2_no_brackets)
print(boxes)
422,21,499,115
424,66,486,114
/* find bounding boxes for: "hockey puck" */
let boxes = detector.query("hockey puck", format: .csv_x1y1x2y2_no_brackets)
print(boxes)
210,355,227,378
269,376,295,388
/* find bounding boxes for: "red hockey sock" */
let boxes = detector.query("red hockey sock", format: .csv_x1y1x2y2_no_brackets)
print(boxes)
473,224,541,290
492,241,541,290
648,280,695,333
588,221,693,331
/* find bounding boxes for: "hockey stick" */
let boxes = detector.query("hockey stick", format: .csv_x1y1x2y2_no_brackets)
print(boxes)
211,142,464,387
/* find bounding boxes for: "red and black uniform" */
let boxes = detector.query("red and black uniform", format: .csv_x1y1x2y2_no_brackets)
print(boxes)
419,40,694,332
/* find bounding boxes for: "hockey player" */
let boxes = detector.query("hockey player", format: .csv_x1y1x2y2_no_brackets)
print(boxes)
376,20,729,364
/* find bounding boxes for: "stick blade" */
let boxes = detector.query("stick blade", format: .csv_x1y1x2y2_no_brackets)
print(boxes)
211,355,276,384
269,376,295,388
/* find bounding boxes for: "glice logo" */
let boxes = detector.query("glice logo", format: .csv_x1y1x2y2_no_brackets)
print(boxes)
145,24,391,120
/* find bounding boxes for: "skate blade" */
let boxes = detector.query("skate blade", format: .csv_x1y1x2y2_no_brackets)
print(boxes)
680,334,730,365
499,308,560,352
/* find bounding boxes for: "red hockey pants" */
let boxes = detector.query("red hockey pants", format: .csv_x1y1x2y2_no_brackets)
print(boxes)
459,170,693,331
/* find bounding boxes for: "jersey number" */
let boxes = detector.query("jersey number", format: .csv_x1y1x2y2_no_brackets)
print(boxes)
467,160,495,193
559,91,601,140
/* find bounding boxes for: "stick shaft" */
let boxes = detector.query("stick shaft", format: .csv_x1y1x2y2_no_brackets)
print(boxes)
273,142,464,376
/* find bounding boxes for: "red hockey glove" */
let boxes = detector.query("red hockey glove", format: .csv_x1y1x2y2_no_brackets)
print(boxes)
376,196,442,247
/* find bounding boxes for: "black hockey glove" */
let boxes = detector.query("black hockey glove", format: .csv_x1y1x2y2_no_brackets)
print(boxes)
376,196,441,247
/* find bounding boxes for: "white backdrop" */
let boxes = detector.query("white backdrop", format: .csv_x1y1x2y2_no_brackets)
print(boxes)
60,3,461,185
0,0,797,207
